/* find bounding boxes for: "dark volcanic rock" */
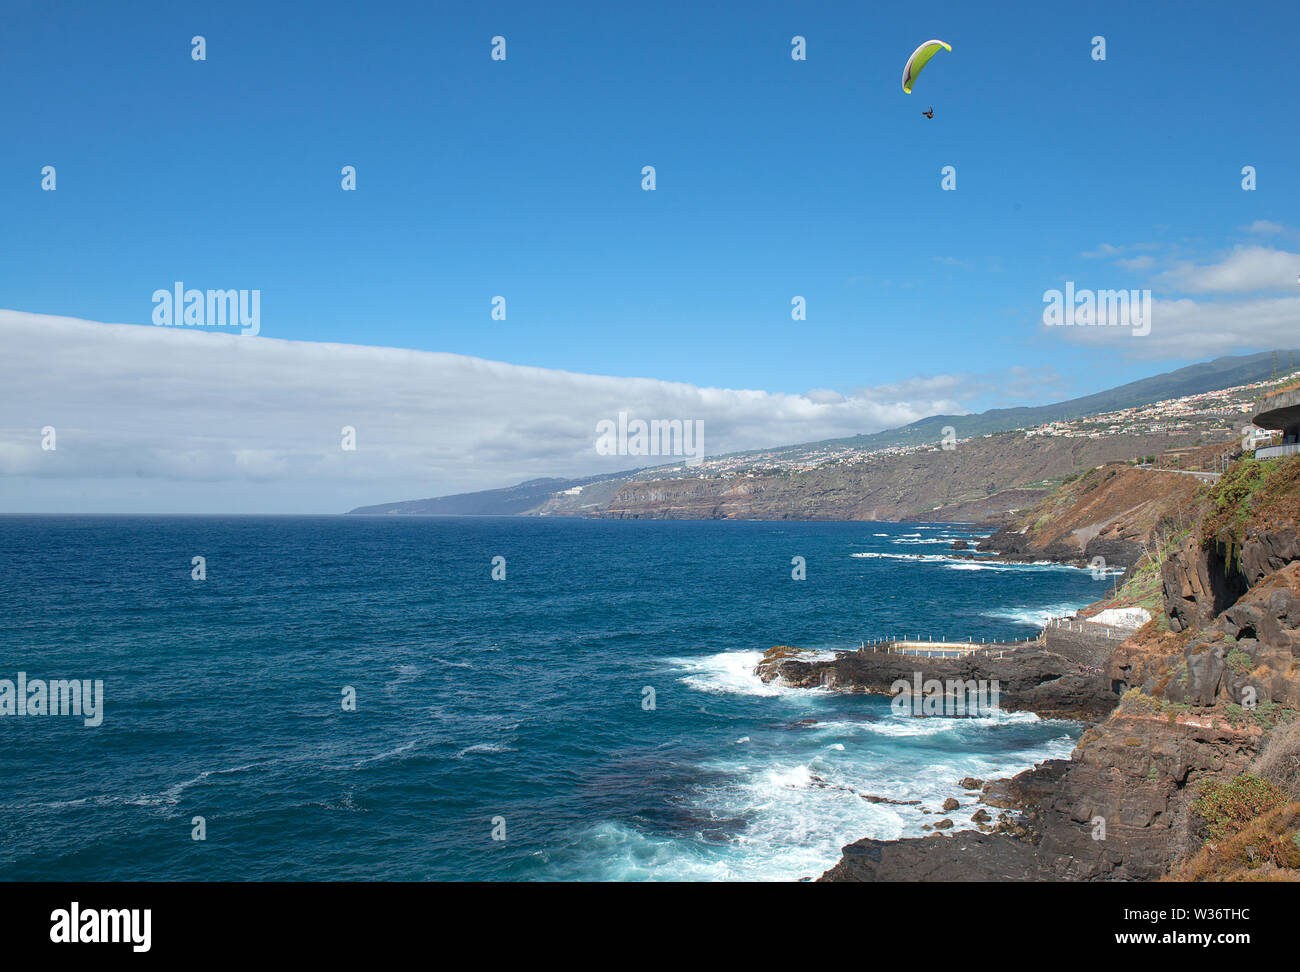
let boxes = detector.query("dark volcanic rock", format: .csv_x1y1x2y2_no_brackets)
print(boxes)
1139,562,1300,709
861,794,921,806
1240,527,1300,587
1029,714,1258,881
755,646,1118,721
820,832,1056,882
950,539,969,550
1161,535,1249,633
818,460,1300,884
980,760,1070,813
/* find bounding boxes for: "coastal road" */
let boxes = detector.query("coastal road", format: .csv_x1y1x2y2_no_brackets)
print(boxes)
1135,465,1220,483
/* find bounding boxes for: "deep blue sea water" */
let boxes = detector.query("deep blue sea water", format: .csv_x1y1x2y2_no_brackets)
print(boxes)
0,516,1112,881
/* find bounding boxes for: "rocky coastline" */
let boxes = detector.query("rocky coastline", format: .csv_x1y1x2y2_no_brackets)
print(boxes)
766,456,1300,882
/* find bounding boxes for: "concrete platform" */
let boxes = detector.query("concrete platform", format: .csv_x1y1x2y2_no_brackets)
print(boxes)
1254,386,1300,444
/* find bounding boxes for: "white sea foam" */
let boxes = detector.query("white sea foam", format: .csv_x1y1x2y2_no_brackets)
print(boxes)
454,742,516,758
674,650,830,697
616,569,1090,881
851,551,953,562
943,559,1108,574
807,708,1042,738
569,712,1078,881
982,603,1091,627
852,550,1104,575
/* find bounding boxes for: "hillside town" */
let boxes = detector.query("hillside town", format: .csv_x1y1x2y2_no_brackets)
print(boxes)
636,371,1300,482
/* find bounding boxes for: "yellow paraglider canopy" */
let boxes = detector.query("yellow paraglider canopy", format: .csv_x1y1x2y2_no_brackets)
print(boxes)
901,39,951,94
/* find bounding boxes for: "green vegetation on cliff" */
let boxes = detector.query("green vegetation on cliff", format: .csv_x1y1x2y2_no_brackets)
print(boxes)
1192,773,1287,841
1203,458,1279,552
1203,455,1300,549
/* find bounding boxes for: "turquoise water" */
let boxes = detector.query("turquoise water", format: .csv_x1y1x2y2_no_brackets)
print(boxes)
0,516,1109,881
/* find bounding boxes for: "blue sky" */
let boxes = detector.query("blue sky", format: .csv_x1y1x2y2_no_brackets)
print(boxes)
1,1,1299,511
4,0,1297,396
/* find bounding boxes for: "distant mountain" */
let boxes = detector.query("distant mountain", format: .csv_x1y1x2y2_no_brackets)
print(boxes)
348,470,644,515
347,350,1297,516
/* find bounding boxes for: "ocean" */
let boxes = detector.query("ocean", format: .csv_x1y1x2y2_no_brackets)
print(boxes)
0,516,1111,881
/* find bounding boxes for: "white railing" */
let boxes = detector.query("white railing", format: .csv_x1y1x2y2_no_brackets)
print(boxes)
857,635,1040,660
1256,443,1300,459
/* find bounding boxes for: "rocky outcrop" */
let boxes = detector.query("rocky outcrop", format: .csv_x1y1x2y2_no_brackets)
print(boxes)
1148,563,1300,709
1030,712,1258,880
1122,510,1300,710
1161,534,1249,634
1240,526,1300,587
756,645,1118,721
823,760,1069,881
820,831,1048,882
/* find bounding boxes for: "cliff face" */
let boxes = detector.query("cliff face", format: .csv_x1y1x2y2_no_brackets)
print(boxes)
1118,458,1300,710
597,431,1215,522
1032,710,1259,880
1161,534,1250,633
1122,558,1300,710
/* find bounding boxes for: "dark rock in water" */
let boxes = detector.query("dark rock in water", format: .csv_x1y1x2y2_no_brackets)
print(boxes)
755,645,1118,721
821,832,1056,882
933,819,954,830
950,539,969,550
941,797,959,812
971,809,992,823
960,776,984,790
861,794,921,806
